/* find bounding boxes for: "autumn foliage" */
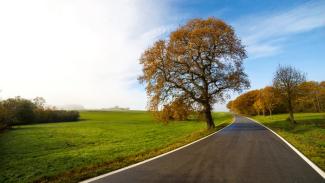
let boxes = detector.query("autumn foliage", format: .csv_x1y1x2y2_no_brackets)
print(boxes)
227,81,325,116
139,18,249,128
154,97,194,122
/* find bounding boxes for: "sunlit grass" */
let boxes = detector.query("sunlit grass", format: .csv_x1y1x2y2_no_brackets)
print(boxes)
252,113,325,170
0,111,232,183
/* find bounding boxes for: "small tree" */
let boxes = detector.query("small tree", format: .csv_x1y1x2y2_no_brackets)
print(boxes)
229,90,259,115
0,103,10,130
139,18,250,129
297,81,321,112
155,97,193,122
1,96,36,125
253,99,264,116
262,86,280,116
320,81,325,112
33,97,46,109
273,65,306,124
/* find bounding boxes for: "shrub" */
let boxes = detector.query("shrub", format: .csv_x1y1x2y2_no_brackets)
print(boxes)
0,104,11,130
0,97,79,130
35,109,80,123
155,98,193,122
1,97,36,125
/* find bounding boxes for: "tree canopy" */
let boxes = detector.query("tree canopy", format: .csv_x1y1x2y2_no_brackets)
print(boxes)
139,18,249,128
227,80,325,117
0,96,79,130
273,65,306,124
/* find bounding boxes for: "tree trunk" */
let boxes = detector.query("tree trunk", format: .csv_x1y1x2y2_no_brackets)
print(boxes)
315,95,321,112
289,111,296,124
268,108,272,116
262,109,265,116
312,100,317,113
288,97,296,124
204,103,215,129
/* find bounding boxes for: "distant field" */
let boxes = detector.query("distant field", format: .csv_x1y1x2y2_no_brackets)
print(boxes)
0,111,232,183
252,113,325,170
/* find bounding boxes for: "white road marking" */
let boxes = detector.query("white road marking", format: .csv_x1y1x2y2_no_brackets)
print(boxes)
80,118,235,183
248,117,325,179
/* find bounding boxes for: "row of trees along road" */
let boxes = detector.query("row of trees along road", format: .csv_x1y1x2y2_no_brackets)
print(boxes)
139,18,250,129
228,65,325,124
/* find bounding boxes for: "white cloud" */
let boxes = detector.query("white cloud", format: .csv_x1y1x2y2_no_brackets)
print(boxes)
234,1,325,59
0,0,175,109
2,1,323,111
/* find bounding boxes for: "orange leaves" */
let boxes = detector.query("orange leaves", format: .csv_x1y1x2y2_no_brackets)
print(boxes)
139,18,249,125
228,90,260,115
228,80,325,116
154,97,193,122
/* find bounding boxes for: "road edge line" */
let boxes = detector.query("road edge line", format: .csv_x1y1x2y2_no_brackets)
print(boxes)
80,117,235,183
247,116,325,179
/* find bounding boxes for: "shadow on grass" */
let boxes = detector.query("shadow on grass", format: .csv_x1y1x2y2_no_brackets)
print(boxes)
1,119,90,133
265,118,324,134
296,118,325,127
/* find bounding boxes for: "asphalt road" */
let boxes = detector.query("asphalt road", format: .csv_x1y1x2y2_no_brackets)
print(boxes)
87,116,324,183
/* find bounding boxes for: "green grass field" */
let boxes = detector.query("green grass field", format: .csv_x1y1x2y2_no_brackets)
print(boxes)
252,113,325,170
0,111,232,183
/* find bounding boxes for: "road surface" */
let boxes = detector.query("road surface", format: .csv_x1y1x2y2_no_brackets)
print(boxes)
86,116,324,183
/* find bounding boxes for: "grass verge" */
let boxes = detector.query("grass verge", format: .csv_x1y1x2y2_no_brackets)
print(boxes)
0,111,232,183
252,113,325,171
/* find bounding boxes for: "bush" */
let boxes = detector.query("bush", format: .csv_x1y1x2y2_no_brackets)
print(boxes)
0,104,10,130
155,98,193,122
35,109,80,123
0,97,79,129
1,97,37,125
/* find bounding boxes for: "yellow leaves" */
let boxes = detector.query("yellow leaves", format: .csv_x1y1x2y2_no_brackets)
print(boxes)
228,80,325,116
139,17,248,121
154,97,193,122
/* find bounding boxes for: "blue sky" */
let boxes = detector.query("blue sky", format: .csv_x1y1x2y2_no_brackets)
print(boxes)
167,0,325,84
0,0,324,110
145,0,325,110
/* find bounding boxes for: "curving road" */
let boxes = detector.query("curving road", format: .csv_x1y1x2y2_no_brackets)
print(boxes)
84,116,324,183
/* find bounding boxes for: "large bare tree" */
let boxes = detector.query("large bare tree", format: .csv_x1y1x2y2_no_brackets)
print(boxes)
139,18,250,129
273,65,306,124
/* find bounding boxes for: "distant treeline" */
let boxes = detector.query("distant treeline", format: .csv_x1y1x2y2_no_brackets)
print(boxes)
227,81,325,116
0,97,79,130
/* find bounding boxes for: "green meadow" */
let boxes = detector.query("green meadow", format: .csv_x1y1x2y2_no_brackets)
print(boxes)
0,111,232,183
253,113,325,170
